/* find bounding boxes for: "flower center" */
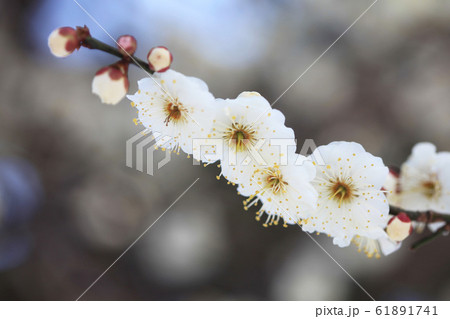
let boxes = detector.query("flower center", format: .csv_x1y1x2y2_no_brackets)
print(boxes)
422,178,441,199
265,167,288,195
164,98,186,126
224,123,256,152
328,180,355,208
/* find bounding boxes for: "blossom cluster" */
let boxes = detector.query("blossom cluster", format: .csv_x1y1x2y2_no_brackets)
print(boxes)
49,27,450,258
126,68,450,258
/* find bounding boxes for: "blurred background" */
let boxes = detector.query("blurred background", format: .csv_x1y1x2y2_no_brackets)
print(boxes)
0,0,450,301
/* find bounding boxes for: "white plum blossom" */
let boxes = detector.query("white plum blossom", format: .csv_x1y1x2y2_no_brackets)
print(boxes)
303,141,390,247
207,92,295,184
127,70,216,155
398,142,450,214
237,147,317,227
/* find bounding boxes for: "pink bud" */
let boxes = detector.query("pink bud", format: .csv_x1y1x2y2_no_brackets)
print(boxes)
48,27,80,57
147,46,173,72
117,35,137,56
386,213,413,242
92,61,129,105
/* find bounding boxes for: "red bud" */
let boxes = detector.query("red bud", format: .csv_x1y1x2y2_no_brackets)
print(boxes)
147,46,173,72
117,35,137,56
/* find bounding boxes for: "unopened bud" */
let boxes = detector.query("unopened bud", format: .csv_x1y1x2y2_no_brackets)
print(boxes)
386,213,413,242
92,61,129,105
48,27,80,57
117,35,137,56
147,46,173,72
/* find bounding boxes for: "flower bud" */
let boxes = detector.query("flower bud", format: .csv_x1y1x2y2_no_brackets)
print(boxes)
117,35,137,56
386,213,413,242
147,46,173,72
48,27,79,57
92,61,129,105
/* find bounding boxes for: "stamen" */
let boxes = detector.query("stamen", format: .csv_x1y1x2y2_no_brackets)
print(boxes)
223,122,256,153
163,98,186,126
352,236,381,259
328,179,356,208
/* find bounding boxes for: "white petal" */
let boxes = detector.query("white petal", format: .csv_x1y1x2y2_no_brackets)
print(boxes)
378,236,401,256
428,221,446,233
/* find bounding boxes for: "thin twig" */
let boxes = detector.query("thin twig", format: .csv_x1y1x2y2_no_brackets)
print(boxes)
411,224,449,251
82,36,153,74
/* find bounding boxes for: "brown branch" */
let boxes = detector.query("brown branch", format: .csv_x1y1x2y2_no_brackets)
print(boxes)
81,35,153,74
389,205,450,223
411,224,449,250
389,206,449,250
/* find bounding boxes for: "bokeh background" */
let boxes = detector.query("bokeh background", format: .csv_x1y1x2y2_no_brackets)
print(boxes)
0,0,450,301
